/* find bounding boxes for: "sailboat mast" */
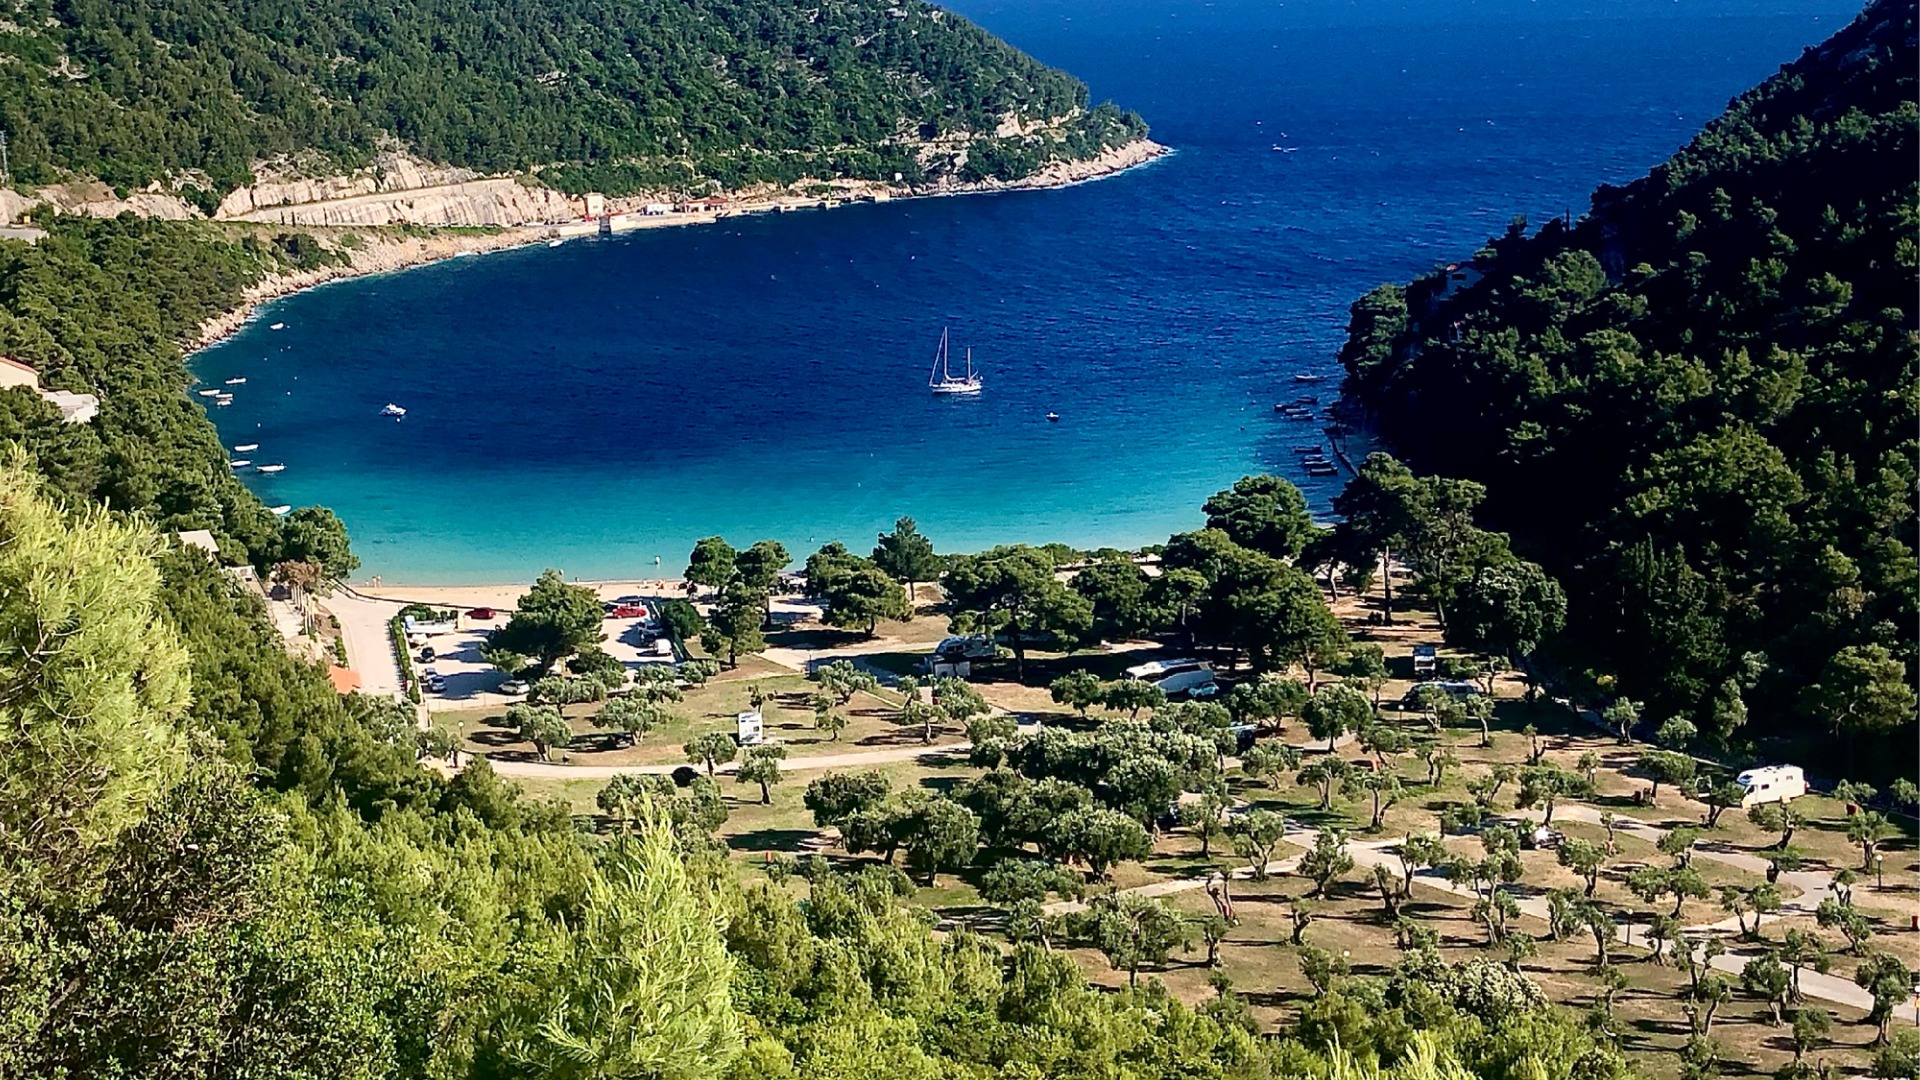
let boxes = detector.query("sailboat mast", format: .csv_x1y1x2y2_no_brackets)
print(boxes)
930,327,951,386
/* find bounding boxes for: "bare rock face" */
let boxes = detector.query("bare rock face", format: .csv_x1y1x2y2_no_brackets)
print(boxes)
218,178,589,227
215,153,482,218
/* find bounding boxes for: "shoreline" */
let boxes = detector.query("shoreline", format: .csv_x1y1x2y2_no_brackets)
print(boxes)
187,139,1170,353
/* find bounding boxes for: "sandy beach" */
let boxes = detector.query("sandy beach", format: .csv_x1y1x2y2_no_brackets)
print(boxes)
355,578,691,610
188,139,1168,352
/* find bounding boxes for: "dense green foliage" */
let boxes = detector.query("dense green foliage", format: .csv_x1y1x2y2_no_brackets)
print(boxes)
1335,0,1918,768
0,0,1147,196
0,216,348,567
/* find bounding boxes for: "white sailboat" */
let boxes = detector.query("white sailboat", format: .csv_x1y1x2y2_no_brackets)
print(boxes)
381,403,407,418
928,328,982,395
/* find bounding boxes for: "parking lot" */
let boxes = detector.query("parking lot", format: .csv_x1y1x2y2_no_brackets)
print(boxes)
413,600,677,712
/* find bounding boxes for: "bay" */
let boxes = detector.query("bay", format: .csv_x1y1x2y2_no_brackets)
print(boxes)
192,0,1856,583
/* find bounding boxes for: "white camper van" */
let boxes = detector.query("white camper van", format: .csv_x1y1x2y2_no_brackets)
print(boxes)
736,710,764,747
1735,765,1806,807
1125,658,1218,698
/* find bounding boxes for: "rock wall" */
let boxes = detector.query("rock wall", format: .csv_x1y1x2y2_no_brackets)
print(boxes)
215,155,480,218
218,177,590,227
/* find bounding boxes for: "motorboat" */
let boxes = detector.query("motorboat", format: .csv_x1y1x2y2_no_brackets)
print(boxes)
215,397,233,407
197,389,222,397
269,322,286,330
234,443,259,452
381,403,407,418
225,377,247,385
255,464,286,474
230,460,251,469
547,238,565,248
1046,412,1060,423
269,505,293,516
1292,373,1326,383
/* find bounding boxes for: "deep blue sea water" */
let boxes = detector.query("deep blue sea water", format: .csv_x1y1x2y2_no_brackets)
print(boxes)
193,0,1857,583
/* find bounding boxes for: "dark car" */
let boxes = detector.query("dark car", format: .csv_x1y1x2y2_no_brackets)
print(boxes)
417,645,436,662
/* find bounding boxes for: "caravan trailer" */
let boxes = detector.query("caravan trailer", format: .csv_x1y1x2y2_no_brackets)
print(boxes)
1735,765,1806,807
1124,658,1219,698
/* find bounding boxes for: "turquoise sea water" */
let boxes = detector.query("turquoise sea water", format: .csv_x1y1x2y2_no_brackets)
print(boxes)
192,0,1857,583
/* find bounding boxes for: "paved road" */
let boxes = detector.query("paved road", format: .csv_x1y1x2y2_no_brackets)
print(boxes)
325,588,405,698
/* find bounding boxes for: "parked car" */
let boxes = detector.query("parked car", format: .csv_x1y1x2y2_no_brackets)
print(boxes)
610,604,647,618
422,667,446,693
613,594,648,606
500,679,528,696
417,644,436,662
466,607,497,620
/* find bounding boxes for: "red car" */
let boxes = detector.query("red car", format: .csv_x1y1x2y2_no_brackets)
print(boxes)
610,604,647,618
466,607,497,620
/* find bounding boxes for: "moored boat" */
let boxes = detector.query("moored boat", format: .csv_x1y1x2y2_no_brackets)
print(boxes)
230,460,251,469
381,403,407,418
269,504,293,516
256,463,286,474
197,389,222,397
928,328,983,395
234,443,259,452
226,377,247,385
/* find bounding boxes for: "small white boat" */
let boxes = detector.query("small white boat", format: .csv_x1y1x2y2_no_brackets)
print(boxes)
234,443,259,452
225,377,247,385
380,403,407,418
1046,412,1060,423
197,389,222,397
269,322,286,331
230,459,251,468
215,397,233,407
256,464,286,474
269,505,293,516
547,238,565,248
1292,373,1327,383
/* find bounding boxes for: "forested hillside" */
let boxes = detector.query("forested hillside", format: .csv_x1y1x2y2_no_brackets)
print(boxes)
1336,0,1917,770
0,0,1147,198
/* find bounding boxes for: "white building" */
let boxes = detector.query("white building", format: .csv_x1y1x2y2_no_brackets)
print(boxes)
0,357,100,423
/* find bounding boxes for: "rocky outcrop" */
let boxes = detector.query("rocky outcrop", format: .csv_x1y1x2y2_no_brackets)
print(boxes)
215,154,479,218
218,177,592,228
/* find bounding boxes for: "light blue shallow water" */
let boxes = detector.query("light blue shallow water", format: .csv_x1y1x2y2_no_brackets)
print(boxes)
192,0,1857,583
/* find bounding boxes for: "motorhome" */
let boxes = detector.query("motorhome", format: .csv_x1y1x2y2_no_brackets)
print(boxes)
930,635,997,660
1125,658,1218,698
1412,644,1437,679
736,710,764,747
1735,765,1806,807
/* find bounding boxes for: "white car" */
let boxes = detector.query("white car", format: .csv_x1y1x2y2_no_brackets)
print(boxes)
422,667,447,693
499,679,529,696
